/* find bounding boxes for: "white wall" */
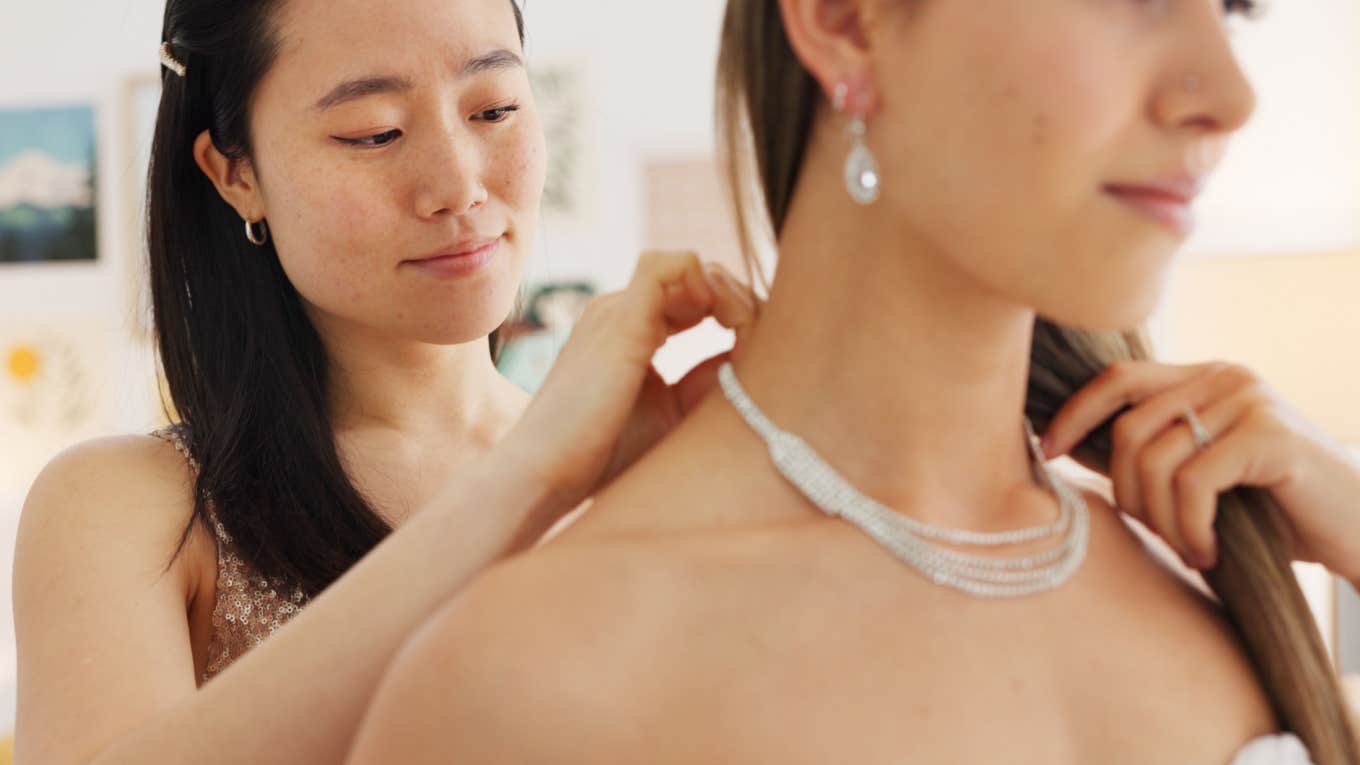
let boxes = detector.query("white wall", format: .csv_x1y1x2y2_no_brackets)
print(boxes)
1185,0,1360,257
0,0,1356,736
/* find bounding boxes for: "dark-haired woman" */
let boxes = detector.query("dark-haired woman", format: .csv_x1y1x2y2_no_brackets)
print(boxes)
12,0,755,762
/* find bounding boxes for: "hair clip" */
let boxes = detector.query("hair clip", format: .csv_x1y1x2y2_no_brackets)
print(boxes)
160,41,187,78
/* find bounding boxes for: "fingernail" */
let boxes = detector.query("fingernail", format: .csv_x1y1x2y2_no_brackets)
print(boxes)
1039,434,1055,457
701,269,720,298
714,271,752,314
691,267,716,303
709,266,741,293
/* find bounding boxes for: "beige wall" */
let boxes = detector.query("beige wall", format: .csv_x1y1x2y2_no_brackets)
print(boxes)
1160,251,1360,446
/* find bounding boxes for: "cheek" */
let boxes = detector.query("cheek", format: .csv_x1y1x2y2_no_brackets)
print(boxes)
489,120,547,215
267,164,400,305
878,12,1161,322
883,13,1133,238
981,31,1129,193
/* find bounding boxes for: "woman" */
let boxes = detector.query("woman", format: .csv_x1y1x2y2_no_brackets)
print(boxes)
12,0,754,762
352,0,1360,762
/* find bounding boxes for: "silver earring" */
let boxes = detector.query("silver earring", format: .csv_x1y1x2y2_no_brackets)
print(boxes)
844,116,880,206
835,83,880,206
245,219,269,246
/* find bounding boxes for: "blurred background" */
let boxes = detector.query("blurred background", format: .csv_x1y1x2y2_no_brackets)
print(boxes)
0,0,1356,744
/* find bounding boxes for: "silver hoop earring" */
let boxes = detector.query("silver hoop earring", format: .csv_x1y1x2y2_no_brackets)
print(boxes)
245,219,269,246
844,115,880,206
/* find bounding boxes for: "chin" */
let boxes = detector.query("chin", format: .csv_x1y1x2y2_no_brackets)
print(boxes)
1036,280,1165,332
417,281,521,342
421,312,516,347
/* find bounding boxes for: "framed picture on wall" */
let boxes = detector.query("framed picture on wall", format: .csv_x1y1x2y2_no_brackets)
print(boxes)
530,59,598,230
0,105,98,265
120,75,162,340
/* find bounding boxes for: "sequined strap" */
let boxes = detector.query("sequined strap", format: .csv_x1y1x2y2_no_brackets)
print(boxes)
150,425,230,545
151,424,199,471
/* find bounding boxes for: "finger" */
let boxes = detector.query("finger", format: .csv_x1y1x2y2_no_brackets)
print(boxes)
703,264,758,348
630,250,707,302
662,280,711,334
1137,417,1203,567
671,352,732,414
627,251,716,335
1105,365,1247,520
1172,390,1282,569
1042,360,1215,459
630,249,702,285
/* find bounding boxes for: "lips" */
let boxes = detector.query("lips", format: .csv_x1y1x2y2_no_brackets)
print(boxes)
404,236,502,278
1103,177,1203,237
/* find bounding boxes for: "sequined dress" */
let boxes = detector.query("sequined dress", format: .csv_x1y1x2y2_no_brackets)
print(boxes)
153,426,310,684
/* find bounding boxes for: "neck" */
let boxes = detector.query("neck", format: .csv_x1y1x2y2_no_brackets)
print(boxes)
729,141,1052,531
314,314,523,444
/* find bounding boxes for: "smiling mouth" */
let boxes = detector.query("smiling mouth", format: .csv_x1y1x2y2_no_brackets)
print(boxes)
403,237,502,278
1103,184,1197,237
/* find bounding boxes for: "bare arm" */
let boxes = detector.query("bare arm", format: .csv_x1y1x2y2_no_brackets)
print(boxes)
15,252,754,765
15,435,558,765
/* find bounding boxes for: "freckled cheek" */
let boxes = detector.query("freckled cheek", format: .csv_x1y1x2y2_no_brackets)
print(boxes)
488,130,547,215
272,180,401,306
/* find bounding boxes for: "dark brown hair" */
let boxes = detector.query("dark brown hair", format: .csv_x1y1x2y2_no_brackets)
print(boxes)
715,1,1357,760
150,0,525,596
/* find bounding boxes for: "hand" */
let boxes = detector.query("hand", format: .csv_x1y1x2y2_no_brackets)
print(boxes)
1040,360,1360,578
502,250,759,514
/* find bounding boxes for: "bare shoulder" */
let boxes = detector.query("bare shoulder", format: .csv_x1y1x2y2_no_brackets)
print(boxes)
1074,487,1277,728
14,434,215,763
351,534,741,764
19,433,203,557
1075,485,1218,598
15,432,214,621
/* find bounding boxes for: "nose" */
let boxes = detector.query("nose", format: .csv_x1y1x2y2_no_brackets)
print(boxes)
1151,7,1257,139
413,125,488,219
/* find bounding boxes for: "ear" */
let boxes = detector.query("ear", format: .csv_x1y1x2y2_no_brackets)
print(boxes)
192,130,265,222
777,0,881,115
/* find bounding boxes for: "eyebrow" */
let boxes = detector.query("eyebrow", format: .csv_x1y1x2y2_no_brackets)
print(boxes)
461,49,523,78
313,75,414,111
312,49,525,112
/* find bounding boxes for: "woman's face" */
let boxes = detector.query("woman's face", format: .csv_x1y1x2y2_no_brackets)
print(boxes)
862,0,1257,329
245,0,544,345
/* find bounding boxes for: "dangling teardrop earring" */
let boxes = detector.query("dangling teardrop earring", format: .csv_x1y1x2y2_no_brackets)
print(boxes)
835,82,880,206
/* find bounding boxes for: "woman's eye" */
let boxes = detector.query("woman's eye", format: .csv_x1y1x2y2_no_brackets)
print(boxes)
1223,0,1263,18
339,129,402,148
475,105,520,123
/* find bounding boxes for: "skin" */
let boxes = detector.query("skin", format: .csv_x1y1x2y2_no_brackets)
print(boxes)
347,0,1360,763
12,0,755,761
195,0,547,505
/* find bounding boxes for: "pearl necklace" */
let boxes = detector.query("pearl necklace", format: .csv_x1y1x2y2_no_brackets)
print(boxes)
718,363,1089,598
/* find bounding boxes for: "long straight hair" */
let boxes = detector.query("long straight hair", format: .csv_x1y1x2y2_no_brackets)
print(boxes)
714,2,1357,761
149,0,525,597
